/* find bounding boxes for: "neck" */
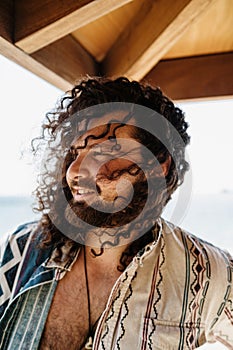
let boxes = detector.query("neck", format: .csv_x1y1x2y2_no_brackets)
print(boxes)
82,226,138,272
83,243,129,273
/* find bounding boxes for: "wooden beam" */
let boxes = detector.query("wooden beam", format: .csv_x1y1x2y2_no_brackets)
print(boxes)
0,36,72,91
144,53,233,101
31,35,99,85
102,0,214,80
14,0,133,54
0,0,14,42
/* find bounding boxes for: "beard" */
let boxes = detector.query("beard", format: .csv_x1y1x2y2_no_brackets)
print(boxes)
65,179,148,229
63,173,167,247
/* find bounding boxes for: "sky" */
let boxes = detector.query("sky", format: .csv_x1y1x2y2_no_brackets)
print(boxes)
0,54,233,197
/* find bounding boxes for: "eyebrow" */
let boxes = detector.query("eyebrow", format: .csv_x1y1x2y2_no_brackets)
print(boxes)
70,142,142,159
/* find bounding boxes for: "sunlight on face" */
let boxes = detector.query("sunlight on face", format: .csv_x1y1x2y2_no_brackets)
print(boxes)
66,117,144,207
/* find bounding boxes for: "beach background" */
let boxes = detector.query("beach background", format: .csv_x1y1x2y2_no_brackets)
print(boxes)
1,54,232,349
1,192,232,255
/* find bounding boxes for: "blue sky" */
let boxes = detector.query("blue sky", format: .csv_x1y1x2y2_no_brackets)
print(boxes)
0,54,233,196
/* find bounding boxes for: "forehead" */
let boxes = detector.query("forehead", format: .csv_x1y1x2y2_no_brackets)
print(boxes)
74,111,137,147
88,110,131,128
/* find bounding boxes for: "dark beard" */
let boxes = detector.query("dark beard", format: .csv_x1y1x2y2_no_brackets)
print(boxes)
62,174,167,247
65,180,148,229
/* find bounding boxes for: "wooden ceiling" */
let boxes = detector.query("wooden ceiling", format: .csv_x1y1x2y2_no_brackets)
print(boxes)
1,0,233,100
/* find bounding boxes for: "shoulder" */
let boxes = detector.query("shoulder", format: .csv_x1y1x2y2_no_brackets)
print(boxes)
0,221,39,266
161,217,232,257
0,221,41,317
160,218,233,282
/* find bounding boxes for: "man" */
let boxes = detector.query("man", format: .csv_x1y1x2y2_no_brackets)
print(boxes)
0,77,232,349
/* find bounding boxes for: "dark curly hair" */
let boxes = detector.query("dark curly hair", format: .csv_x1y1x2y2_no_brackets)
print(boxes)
32,77,190,271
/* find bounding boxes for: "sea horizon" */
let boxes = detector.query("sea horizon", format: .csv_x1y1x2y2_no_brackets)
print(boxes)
0,192,232,255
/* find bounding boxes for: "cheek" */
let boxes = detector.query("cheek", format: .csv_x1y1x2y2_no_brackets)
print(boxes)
97,173,138,202
98,159,136,177
99,182,118,201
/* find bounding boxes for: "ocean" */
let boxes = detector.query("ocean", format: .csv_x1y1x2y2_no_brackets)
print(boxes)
0,193,232,254
0,196,39,234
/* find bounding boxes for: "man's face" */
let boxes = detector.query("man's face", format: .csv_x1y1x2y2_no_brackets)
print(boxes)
65,111,148,228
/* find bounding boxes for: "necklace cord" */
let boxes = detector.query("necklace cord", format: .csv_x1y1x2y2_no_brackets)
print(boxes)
83,247,105,349
83,246,92,335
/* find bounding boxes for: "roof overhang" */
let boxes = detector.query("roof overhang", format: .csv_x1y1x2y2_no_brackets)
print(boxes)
1,0,232,101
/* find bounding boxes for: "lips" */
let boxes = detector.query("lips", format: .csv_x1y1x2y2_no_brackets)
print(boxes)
72,187,96,202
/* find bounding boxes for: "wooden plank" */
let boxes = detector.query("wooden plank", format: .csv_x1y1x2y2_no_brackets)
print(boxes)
15,0,133,54
164,0,233,59
31,35,98,84
0,0,14,42
102,0,214,80
143,53,233,101
72,0,142,62
0,36,72,91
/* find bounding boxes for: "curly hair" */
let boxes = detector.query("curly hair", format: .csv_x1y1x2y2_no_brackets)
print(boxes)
32,76,190,271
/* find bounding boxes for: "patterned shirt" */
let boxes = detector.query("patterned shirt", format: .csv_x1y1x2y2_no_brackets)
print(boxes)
0,218,232,349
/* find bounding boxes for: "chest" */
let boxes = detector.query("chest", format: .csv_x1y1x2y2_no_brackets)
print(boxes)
39,266,119,350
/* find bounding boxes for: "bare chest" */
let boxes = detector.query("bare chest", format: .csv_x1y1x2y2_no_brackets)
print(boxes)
39,267,119,350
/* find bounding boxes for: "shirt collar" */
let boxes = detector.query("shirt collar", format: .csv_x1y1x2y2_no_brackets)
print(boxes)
44,218,163,272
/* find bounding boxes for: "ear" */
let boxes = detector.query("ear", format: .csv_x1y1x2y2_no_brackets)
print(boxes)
155,155,171,178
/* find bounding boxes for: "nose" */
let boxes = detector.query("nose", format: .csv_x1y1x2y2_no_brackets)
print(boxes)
66,155,90,180
66,150,106,185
